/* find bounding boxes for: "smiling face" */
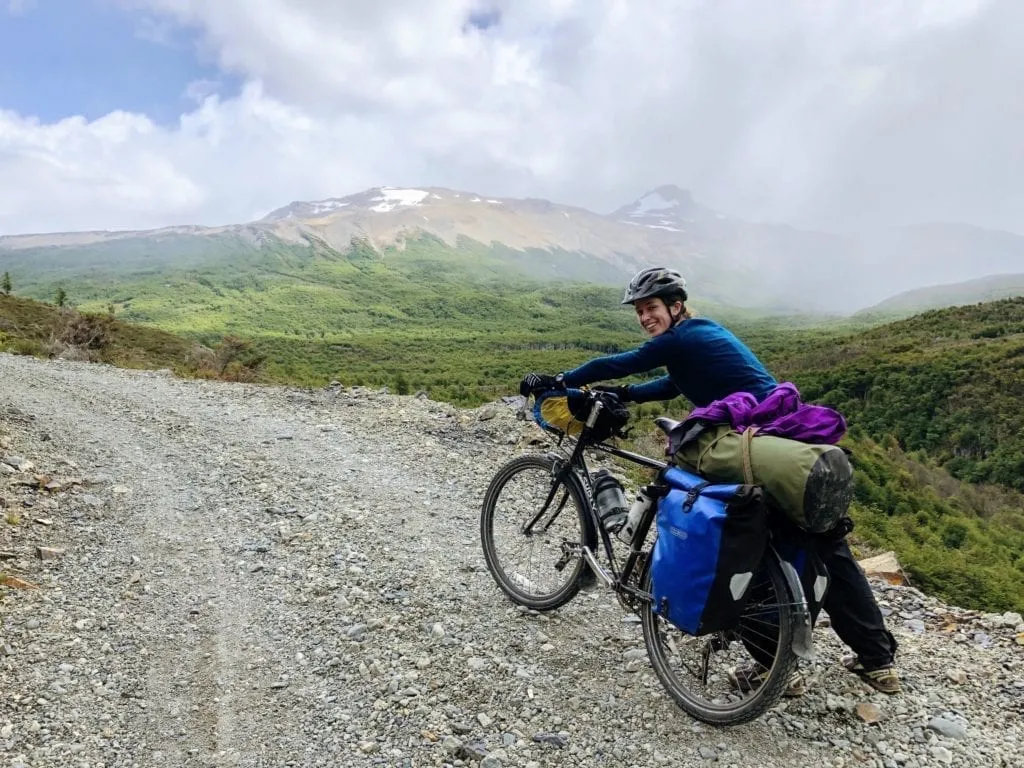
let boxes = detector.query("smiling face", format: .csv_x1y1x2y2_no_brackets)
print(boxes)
634,297,683,336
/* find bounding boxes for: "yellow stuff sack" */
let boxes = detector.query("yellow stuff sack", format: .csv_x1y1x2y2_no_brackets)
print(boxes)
532,388,630,442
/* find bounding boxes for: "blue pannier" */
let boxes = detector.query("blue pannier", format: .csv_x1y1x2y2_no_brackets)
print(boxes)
650,467,768,636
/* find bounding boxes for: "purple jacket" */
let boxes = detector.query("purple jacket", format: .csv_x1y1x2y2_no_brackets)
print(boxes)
683,382,846,445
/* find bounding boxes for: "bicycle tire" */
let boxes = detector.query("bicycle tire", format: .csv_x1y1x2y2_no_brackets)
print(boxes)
480,454,596,611
640,550,799,725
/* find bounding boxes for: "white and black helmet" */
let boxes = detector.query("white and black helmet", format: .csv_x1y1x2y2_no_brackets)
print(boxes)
621,267,688,305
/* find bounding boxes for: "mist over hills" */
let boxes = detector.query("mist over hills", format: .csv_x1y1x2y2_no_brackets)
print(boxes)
858,273,1024,317
2,184,1022,314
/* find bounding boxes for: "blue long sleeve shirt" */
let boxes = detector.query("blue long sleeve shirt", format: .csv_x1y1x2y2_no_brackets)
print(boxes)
560,318,777,408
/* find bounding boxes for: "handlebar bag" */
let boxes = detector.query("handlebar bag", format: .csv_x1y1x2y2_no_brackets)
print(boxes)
532,387,629,442
650,466,768,636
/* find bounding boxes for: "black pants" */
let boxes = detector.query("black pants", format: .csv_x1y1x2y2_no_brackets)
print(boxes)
814,536,898,669
743,527,897,671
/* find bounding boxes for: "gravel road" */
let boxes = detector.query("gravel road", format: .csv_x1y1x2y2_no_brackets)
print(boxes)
1,353,1021,768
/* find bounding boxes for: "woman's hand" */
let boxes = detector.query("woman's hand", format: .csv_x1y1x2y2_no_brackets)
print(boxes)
593,384,632,402
519,373,561,397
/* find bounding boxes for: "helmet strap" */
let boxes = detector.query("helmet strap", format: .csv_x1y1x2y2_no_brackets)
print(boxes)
664,298,686,325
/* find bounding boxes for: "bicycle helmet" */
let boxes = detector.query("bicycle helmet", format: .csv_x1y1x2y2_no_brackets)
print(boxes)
621,267,688,305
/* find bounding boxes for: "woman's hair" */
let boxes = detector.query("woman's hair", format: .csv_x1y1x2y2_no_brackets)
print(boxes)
661,291,693,321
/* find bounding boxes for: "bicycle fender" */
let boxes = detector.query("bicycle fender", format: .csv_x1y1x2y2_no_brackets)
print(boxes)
771,545,815,661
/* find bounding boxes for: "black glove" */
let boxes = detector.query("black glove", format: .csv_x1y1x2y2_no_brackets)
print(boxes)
593,384,632,402
519,372,561,397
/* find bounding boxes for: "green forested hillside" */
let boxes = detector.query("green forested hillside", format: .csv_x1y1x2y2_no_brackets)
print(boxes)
840,435,1024,612
9,234,808,401
758,299,1024,611
772,298,1024,491
0,294,263,380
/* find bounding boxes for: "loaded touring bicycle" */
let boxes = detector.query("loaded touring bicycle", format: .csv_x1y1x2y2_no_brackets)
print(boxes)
480,386,825,725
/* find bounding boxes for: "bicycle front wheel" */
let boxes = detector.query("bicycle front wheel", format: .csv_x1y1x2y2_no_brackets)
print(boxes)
640,551,799,725
480,454,596,611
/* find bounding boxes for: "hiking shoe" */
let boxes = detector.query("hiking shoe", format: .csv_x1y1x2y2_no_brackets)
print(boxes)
727,663,806,697
842,655,901,694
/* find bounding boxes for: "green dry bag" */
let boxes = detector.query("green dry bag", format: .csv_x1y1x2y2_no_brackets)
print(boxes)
674,423,853,533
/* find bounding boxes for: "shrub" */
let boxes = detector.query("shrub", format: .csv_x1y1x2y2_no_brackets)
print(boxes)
42,309,115,360
186,335,266,382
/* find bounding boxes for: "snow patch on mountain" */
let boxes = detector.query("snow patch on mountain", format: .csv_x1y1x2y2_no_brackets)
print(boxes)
307,200,349,216
370,188,429,213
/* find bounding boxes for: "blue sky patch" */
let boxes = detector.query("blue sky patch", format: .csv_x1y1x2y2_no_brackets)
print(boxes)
0,0,240,125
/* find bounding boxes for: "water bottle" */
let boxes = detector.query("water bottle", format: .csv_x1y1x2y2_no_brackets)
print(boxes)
616,487,654,545
592,469,629,533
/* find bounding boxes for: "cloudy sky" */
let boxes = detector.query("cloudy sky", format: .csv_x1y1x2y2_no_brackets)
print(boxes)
0,0,1021,235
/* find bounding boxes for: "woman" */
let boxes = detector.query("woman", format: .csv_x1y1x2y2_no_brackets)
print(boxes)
519,267,776,408
519,266,901,696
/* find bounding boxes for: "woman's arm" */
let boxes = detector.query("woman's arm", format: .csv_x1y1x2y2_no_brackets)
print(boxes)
560,334,671,387
628,375,681,403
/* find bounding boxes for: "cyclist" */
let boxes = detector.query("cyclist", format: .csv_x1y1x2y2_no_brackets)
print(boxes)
519,266,900,695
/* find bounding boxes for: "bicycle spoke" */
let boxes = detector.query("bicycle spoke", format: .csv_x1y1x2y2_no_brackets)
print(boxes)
522,485,569,535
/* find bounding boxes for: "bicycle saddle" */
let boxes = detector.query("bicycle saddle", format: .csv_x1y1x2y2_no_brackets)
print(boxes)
654,417,682,435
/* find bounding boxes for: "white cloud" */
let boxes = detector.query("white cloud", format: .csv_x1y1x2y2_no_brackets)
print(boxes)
2,0,1021,235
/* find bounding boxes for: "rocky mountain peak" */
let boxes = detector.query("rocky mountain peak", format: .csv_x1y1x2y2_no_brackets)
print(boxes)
611,184,723,232
643,184,697,207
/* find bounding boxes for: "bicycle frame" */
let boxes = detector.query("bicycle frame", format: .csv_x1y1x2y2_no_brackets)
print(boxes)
522,392,815,659
523,395,670,608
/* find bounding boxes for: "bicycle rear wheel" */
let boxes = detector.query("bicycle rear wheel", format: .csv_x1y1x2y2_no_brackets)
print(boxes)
480,454,596,611
640,551,799,725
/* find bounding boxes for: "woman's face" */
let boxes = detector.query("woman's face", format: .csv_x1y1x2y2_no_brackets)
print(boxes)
634,297,680,336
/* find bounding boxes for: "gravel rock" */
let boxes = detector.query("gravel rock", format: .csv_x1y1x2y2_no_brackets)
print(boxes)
1,353,1022,768
928,716,968,740
2,455,31,471
533,732,568,747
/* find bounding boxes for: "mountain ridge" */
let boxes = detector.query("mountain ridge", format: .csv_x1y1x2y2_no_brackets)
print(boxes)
857,273,1024,317
3,183,1023,313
